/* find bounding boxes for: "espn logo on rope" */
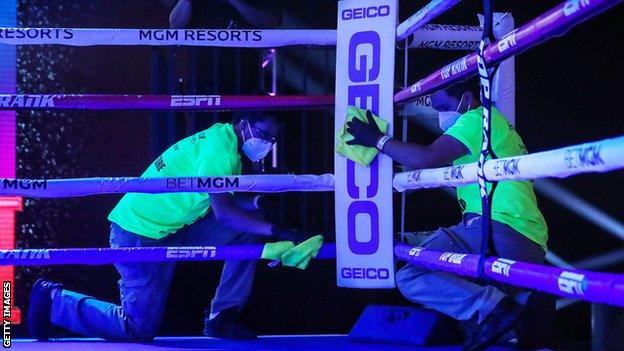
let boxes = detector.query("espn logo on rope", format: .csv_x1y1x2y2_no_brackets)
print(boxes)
563,0,591,16
497,31,517,53
558,271,588,296
439,252,467,265
0,249,51,260
408,247,424,257
170,95,221,107
165,247,217,259
491,258,516,277
0,94,58,108
441,57,468,80
410,81,422,93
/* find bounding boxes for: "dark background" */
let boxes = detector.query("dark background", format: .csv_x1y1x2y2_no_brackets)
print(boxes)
12,0,624,347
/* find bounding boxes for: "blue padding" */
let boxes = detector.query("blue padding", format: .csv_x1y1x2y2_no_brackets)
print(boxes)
349,304,462,346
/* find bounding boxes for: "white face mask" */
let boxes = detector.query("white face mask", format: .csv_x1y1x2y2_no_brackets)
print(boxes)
242,123,272,162
438,95,467,132
438,111,462,132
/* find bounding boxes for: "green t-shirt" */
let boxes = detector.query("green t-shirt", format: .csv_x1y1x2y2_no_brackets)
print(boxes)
445,107,548,251
108,123,242,239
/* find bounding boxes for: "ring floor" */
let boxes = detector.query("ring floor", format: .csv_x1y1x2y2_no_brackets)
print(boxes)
11,335,529,351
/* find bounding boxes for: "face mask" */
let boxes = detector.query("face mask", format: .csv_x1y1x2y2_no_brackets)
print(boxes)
242,123,272,162
438,111,462,132
438,95,467,132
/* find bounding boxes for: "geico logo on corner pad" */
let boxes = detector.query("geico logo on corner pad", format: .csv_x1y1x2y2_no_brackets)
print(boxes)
342,5,390,20
492,158,520,178
139,29,262,42
491,258,516,277
166,247,217,259
563,145,603,169
443,165,465,181
439,252,468,264
441,57,468,80
0,95,57,108
0,249,50,260
166,177,239,189
170,95,221,107
341,267,390,280
497,31,517,53
0,28,73,40
563,0,591,16
558,271,588,295
345,26,383,256
1,179,47,190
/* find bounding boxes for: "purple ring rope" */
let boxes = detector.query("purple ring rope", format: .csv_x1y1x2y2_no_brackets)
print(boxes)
394,0,623,103
395,244,624,307
0,244,336,266
0,94,334,111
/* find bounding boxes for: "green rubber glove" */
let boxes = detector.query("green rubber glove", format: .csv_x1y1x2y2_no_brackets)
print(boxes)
280,235,324,270
261,241,295,261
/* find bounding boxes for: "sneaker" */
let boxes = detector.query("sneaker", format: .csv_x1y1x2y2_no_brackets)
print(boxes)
27,278,63,341
203,306,257,340
463,297,524,351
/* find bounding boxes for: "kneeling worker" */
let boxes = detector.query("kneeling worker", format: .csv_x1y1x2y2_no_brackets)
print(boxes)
345,80,549,351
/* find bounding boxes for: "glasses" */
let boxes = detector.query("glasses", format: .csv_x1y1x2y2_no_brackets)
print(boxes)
252,126,278,144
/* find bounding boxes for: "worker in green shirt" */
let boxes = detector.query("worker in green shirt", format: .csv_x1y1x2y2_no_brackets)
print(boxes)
29,112,304,341
346,79,550,351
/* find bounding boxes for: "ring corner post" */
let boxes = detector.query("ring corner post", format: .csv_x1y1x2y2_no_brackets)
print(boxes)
334,0,397,289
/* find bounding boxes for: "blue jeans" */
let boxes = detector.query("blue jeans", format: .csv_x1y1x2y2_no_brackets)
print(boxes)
396,214,545,323
50,212,261,341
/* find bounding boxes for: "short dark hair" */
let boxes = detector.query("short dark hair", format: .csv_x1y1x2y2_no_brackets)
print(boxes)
443,77,481,100
232,111,278,125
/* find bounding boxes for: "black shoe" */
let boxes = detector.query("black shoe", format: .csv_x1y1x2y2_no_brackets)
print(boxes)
28,278,63,341
203,306,257,340
463,297,524,351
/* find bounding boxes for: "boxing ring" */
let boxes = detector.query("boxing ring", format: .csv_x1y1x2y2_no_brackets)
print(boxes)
1,0,624,349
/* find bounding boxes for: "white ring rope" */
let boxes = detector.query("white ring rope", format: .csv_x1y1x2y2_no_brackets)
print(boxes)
0,28,336,47
2,135,622,197
396,0,463,41
0,174,335,198
394,135,624,191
